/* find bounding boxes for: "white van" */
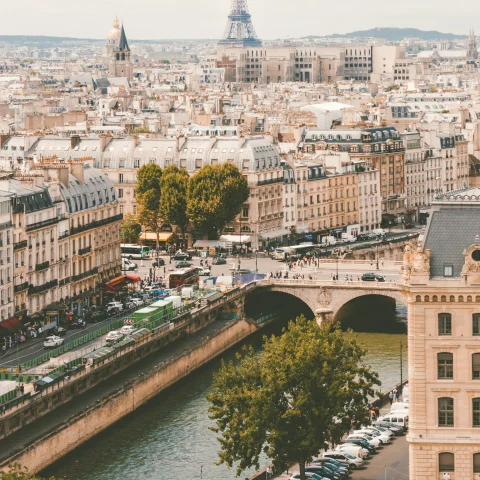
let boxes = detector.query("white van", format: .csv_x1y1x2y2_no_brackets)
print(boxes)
122,258,137,271
334,444,364,459
336,444,369,458
378,412,409,430
390,402,409,412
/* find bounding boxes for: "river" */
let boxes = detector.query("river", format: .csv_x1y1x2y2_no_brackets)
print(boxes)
42,305,408,480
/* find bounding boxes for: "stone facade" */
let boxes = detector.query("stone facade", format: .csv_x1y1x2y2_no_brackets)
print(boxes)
404,188,480,480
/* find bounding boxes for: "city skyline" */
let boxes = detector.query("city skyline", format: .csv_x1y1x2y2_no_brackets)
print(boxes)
2,0,479,40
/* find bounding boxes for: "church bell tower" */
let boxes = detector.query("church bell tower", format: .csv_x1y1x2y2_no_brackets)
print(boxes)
109,22,133,81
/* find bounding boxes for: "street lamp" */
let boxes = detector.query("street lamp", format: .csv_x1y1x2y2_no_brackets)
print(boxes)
400,341,404,387
376,244,379,271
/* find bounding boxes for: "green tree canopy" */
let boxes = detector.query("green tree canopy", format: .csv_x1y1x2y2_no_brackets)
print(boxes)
159,166,190,247
187,163,249,239
208,317,380,479
120,214,142,244
136,164,162,245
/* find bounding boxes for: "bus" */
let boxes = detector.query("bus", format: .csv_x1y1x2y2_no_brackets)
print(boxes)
168,267,199,289
274,243,314,261
121,244,151,260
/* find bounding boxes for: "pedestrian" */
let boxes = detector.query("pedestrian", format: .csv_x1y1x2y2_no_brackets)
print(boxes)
266,465,273,479
388,391,394,405
19,383,24,395
393,388,397,402
396,390,401,402
64,361,68,371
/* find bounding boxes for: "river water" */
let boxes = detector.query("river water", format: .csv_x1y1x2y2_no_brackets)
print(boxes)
42,306,408,480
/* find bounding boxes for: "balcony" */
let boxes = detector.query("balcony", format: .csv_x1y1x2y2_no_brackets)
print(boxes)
78,246,92,256
26,215,65,232
35,261,50,272
58,231,70,240
28,279,58,295
71,267,99,283
59,278,71,287
14,282,29,293
257,178,284,186
13,240,27,251
70,214,123,235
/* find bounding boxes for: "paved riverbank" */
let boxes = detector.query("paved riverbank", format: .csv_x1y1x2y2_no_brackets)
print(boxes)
0,317,237,465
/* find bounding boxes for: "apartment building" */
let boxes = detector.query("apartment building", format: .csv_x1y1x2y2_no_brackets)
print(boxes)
405,188,480,479
0,194,14,324
357,167,382,232
300,126,405,217
402,131,427,218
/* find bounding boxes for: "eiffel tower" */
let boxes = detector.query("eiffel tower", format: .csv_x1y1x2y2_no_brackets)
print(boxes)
218,0,262,47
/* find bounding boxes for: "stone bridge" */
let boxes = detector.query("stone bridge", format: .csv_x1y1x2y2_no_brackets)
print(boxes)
250,279,406,323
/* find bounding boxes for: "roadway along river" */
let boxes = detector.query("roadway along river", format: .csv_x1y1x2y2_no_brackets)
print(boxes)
42,306,408,480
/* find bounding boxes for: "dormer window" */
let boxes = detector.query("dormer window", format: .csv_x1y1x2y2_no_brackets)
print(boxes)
472,250,480,262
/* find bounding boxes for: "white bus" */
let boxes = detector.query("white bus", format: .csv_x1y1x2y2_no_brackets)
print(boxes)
274,243,314,261
121,244,151,260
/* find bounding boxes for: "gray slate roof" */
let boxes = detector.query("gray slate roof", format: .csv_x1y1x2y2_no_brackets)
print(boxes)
424,208,480,278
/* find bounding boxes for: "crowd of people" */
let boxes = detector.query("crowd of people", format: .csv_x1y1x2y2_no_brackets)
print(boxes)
1,324,45,353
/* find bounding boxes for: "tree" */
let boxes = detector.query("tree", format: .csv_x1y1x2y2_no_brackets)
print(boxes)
187,163,249,240
208,317,380,479
136,163,162,248
159,166,190,248
120,214,142,244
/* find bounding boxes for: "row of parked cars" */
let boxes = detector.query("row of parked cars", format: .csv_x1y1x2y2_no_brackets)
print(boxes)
289,398,409,479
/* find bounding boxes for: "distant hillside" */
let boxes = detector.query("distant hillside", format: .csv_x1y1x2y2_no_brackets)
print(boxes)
319,28,466,41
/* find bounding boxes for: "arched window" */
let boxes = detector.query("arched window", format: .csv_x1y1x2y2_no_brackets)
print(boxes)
459,295,464,303
433,295,438,302
473,399,480,427
450,295,455,302
416,295,421,302
468,296,473,303
439,452,454,472
116,53,120,61
424,295,430,302
476,296,480,302
441,295,447,302
121,53,125,61
438,313,452,336
438,352,453,379
438,398,454,426
473,353,480,379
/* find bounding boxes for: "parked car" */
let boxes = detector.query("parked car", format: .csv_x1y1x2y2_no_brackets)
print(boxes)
289,473,323,480
105,331,125,345
152,258,165,267
173,252,192,261
312,457,349,478
377,412,408,430
120,325,136,335
175,260,193,268
106,301,123,313
305,464,342,479
131,298,144,307
212,256,226,265
322,452,364,469
346,433,381,448
335,444,366,459
361,273,386,282
310,458,349,477
354,428,391,444
344,437,377,454
44,335,65,348
374,420,404,435
196,266,211,276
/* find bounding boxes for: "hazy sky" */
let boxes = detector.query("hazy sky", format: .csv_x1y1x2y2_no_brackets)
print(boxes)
3,0,478,39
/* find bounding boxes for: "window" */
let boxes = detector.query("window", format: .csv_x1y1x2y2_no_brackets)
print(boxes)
439,452,454,472
474,314,480,335
473,354,480,379
438,353,453,379
444,265,453,278
242,207,249,218
134,159,140,168
438,398,454,426
119,174,124,184
438,313,452,335
118,189,124,199
473,399,480,427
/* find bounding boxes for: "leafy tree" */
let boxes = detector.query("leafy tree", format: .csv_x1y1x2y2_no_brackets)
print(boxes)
159,166,190,248
187,163,249,240
0,463,61,479
208,317,380,479
120,214,142,244
136,163,162,247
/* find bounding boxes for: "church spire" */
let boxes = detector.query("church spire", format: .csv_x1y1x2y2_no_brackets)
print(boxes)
119,24,130,52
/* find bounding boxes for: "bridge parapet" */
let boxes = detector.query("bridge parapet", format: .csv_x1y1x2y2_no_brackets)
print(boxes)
252,278,404,320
